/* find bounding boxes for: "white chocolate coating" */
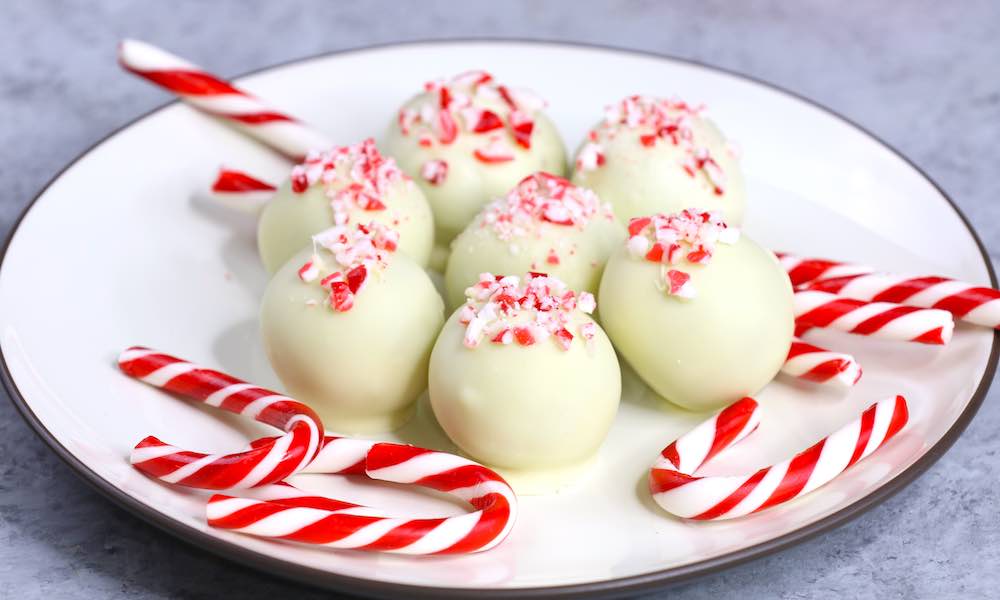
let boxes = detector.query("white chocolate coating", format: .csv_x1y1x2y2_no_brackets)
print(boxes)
445,210,623,310
383,89,567,251
261,247,444,433
257,178,434,274
428,309,621,493
572,99,746,225
598,235,793,410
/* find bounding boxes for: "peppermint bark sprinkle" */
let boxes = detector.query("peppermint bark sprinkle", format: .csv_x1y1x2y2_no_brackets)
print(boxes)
576,95,727,195
626,210,739,299
297,221,400,312
289,138,408,225
397,70,548,182
459,272,597,350
481,172,614,241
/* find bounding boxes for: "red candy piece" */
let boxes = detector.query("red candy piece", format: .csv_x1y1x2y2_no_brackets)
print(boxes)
474,144,515,163
329,281,354,312
513,327,536,346
437,109,458,144
473,110,504,133
628,216,652,237
667,270,691,295
346,264,367,294
509,110,534,149
291,171,309,193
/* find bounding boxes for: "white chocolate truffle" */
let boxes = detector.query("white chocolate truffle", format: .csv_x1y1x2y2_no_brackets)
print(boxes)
383,71,568,257
258,139,434,273
429,273,621,492
598,210,792,411
444,172,624,309
572,96,746,226
261,222,444,433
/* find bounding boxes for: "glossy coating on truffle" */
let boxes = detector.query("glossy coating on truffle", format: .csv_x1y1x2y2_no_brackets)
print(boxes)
599,235,793,410
572,101,746,225
257,178,434,274
261,247,444,433
428,308,621,493
384,94,567,251
444,204,623,310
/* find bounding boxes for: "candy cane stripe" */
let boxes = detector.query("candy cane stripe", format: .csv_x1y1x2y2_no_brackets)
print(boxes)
782,338,862,386
775,252,875,287
209,169,276,214
794,291,953,344
119,347,324,489
119,39,332,160
207,442,517,554
778,253,1000,330
695,468,773,520
650,396,908,520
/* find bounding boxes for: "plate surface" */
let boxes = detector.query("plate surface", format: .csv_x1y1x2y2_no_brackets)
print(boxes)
1,41,996,598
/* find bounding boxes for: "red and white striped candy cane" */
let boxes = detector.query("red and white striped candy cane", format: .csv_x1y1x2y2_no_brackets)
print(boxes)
774,252,875,287
210,168,276,213
781,338,862,387
118,39,332,160
649,395,908,520
794,290,954,345
119,347,324,490
208,443,517,554
801,272,1000,330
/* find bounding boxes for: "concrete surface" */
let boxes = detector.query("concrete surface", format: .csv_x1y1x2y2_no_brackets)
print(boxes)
1,1,998,598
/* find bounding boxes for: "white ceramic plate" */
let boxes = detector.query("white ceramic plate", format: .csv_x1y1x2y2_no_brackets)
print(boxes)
2,41,996,598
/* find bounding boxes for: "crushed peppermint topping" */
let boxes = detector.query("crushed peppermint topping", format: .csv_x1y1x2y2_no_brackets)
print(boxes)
576,95,728,195
575,142,605,172
480,172,614,244
289,139,408,225
421,159,448,185
397,70,546,163
458,272,597,351
626,209,739,299
298,221,400,312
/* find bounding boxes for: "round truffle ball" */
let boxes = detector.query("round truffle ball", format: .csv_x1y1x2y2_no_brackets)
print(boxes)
261,223,444,433
444,172,624,310
572,96,746,226
257,139,434,274
383,71,567,260
598,211,792,410
429,273,621,492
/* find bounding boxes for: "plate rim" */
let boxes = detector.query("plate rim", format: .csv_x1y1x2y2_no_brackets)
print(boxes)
2,37,997,599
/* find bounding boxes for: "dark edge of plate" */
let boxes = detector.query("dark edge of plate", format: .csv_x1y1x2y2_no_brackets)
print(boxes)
1,38,997,600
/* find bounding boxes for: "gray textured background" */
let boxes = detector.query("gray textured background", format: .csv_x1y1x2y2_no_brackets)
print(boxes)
2,1,998,598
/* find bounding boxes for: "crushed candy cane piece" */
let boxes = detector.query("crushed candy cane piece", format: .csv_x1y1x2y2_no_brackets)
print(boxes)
578,95,729,195
421,159,449,186
299,221,399,312
289,139,409,226
397,70,547,160
479,172,614,242
474,137,516,163
460,272,596,350
297,257,320,282
575,142,605,172
626,209,739,299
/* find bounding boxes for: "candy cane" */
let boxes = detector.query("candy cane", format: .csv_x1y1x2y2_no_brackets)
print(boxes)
119,347,324,490
781,338,862,387
774,252,874,287
801,273,1000,330
209,168,276,213
794,290,954,345
118,39,332,160
208,442,517,554
649,395,908,520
